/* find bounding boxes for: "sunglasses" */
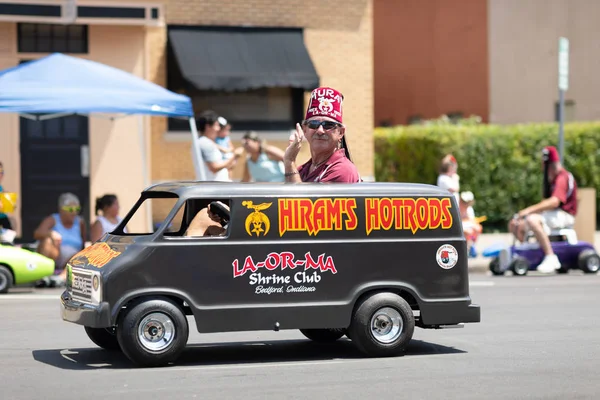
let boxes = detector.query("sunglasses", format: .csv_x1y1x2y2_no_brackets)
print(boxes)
303,120,342,131
62,205,81,213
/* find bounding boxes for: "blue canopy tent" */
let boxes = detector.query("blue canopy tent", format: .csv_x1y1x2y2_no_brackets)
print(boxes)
0,53,206,230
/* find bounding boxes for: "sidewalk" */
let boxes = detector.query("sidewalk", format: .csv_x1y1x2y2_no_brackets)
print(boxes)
467,231,600,274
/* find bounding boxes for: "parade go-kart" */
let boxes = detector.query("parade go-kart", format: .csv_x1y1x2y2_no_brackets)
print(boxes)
486,146,600,276
60,181,480,368
486,228,600,276
0,243,56,293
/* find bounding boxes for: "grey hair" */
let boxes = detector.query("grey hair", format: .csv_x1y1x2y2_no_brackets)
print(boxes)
58,192,80,208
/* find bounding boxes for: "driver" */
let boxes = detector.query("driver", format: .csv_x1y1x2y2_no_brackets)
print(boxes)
185,201,230,237
508,146,578,273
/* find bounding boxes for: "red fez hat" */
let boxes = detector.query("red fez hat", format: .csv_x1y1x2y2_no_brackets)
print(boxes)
305,87,344,124
544,146,560,162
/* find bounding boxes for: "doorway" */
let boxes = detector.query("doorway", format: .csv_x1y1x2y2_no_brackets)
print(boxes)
19,115,90,242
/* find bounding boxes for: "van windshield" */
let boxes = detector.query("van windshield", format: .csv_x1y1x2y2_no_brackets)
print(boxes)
115,193,183,235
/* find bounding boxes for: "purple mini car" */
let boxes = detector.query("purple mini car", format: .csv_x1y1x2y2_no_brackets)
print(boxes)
488,229,600,276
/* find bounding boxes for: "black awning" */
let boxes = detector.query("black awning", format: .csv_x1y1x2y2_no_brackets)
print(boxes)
168,26,320,92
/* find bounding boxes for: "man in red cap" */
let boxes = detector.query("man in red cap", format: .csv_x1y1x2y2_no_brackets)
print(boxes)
509,146,578,273
283,87,360,183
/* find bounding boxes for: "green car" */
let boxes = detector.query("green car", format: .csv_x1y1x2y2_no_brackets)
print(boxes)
0,244,55,293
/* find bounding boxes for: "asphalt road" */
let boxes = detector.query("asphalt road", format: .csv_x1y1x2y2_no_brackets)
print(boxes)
1,272,599,400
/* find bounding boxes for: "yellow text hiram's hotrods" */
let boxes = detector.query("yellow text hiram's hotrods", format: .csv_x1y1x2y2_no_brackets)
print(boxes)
244,197,454,238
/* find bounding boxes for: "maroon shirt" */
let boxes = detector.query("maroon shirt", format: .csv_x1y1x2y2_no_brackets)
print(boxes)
298,148,360,183
551,169,577,215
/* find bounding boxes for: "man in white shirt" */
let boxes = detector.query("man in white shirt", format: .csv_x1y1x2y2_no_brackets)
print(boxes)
191,110,243,181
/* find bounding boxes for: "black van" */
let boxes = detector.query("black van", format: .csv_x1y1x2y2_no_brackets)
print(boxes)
60,182,480,367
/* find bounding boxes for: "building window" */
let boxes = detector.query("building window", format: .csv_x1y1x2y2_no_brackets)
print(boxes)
17,23,88,54
165,26,311,133
167,87,304,132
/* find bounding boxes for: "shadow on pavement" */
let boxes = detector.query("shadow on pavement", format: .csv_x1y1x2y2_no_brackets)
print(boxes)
32,338,466,371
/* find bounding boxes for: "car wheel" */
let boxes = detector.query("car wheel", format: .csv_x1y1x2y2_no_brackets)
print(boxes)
116,297,189,368
0,265,13,294
348,292,414,357
510,256,529,276
578,249,600,274
300,328,346,342
84,326,121,351
489,257,504,276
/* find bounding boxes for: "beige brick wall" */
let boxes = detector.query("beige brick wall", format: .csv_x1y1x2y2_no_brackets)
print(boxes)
488,0,600,124
149,0,374,200
165,0,368,30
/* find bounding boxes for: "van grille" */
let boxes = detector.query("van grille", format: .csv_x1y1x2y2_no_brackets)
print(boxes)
70,268,93,303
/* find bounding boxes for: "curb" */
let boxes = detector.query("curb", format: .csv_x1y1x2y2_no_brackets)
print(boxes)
468,258,490,274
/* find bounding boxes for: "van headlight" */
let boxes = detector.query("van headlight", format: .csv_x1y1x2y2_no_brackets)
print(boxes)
90,271,102,305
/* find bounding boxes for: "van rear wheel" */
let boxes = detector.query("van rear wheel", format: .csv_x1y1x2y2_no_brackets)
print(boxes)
348,292,414,357
300,328,346,342
116,297,189,368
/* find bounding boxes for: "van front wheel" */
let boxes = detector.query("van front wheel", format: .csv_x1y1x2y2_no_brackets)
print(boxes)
84,326,120,351
117,298,189,368
348,293,414,357
300,328,346,342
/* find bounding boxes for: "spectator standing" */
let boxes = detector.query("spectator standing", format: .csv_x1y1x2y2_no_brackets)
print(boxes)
437,154,460,202
191,110,243,181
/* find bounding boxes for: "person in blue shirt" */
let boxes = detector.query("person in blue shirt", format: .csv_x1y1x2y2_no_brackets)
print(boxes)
215,117,235,161
34,192,86,286
241,131,286,182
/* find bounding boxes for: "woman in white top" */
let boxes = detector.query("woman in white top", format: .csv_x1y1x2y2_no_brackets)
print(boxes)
436,154,460,202
90,194,125,242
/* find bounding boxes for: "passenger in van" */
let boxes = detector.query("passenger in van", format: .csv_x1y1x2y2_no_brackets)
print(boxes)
283,87,361,183
184,201,230,237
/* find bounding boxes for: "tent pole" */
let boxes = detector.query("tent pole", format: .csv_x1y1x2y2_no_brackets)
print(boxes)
137,115,152,232
189,117,206,181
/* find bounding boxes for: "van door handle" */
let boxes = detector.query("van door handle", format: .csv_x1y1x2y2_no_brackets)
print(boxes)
81,145,90,177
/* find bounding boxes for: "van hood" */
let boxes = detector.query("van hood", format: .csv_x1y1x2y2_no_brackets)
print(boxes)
68,237,133,270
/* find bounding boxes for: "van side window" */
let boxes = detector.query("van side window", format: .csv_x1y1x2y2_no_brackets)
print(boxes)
163,202,185,234
122,196,180,235
164,198,231,239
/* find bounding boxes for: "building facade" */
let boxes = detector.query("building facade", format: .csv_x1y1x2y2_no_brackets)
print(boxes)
155,0,374,185
0,0,374,240
0,0,165,239
374,0,599,126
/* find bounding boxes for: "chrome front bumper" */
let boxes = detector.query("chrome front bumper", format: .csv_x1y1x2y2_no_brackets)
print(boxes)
60,290,111,328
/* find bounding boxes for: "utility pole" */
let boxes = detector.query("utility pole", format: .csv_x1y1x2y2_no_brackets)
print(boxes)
558,37,569,164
